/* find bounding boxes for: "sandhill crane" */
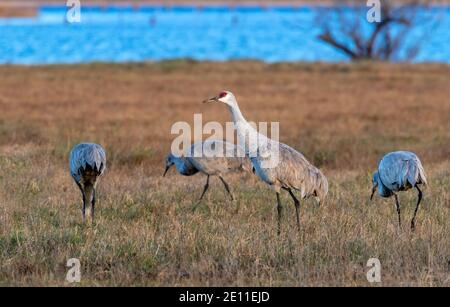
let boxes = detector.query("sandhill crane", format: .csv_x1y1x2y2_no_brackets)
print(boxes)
69,143,106,223
164,140,251,201
370,151,427,231
203,91,328,234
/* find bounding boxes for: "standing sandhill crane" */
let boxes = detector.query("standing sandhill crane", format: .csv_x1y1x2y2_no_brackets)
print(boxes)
164,140,251,201
69,143,106,223
203,91,328,234
370,151,427,231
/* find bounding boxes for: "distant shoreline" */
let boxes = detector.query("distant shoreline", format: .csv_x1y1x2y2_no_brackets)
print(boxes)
0,1,447,17
0,1,336,9
1,0,445,5
0,1,347,18
6,1,443,9
0,1,335,6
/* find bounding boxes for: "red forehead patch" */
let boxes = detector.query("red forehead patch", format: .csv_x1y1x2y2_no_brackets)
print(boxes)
219,92,228,98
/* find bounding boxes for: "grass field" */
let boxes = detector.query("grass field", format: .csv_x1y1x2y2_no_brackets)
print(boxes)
0,61,448,286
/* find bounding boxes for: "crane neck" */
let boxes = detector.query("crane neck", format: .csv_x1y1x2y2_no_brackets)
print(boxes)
226,101,270,157
376,175,393,198
227,102,246,124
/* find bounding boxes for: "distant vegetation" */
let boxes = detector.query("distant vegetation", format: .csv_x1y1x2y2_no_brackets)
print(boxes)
316,0,440,61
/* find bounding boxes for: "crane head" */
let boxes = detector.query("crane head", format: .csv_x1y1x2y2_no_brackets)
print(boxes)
163,154,175,177
202,90,236,106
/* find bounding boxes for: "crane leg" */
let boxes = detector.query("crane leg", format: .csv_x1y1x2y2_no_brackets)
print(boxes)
219,176,234,201
199,175,210,201
82,193,87,223
76,181,87,222
91,188,96,224
276,192,282,236
287,189,301,232
394,193,401,230
411,185,423,231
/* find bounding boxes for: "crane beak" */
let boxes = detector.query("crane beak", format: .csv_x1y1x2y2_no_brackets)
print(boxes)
370,187,376,201
202,96,218,103
163,165,170,177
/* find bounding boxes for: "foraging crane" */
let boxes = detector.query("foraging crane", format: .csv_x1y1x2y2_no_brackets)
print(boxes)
69,143,106,223
203,91,328,234
370,151,427,231
164,140,251,201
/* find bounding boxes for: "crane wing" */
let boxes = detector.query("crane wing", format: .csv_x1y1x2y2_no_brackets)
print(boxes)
70,143,106,179
187,140,245,174
379,151,418,191
270,142,325,198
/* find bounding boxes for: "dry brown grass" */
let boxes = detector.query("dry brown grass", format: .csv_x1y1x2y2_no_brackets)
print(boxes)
0,61,449,286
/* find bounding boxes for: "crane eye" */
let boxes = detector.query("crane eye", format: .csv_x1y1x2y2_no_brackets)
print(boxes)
219,92,227,98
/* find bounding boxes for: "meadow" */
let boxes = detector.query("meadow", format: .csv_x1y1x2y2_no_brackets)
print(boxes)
0,61,448,286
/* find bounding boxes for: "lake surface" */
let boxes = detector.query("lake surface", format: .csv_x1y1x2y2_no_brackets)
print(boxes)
0,5,448,64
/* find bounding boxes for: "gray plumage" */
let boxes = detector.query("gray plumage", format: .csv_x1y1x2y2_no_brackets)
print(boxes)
203,91,328,234
69,143,106,222
371,151,427,231
252,142,328,200
164,140,251,201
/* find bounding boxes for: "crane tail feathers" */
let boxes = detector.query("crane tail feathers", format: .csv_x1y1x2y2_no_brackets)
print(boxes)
416,159,428,186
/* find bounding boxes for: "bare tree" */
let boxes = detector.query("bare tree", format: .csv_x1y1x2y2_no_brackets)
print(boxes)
316,0,439,61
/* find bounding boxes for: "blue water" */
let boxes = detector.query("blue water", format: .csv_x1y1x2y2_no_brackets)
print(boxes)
0,5,448,64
